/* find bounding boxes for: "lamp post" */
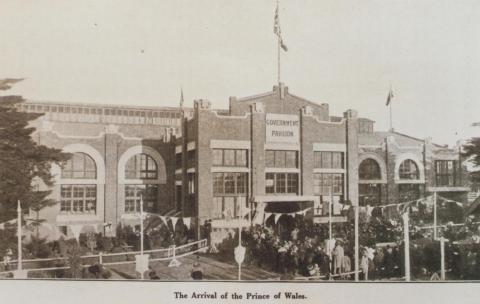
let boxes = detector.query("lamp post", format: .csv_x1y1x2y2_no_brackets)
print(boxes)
354,203,359,282
403,211,411,282
328,187,333,275
17,200,22,272
134,196,149,280
234,198,246,281
433,191,438,240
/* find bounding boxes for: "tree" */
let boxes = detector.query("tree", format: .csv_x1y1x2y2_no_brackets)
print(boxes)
0,79,70,222
462,137,480,189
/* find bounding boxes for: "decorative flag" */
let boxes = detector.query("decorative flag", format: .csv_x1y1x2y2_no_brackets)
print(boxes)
183,217,191,228
366,205,374,217
274,213,282,224
265,213,273,221
69,224,83,241
386,88,394,106
159,215,168,226
170,217,179,231
274,4,288,51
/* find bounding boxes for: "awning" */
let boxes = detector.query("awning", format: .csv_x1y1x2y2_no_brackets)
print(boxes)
253,195,318,203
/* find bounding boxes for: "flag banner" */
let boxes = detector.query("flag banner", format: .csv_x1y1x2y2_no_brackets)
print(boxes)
69,224,83,241
183,217,191,228
366,205,374,217
274,213,282,224
386,88,394,106
170,217,179,231
273,4,288,52
159,215,168,226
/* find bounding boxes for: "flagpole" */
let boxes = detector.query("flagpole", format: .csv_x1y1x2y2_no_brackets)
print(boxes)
277,0,281,85
389,101,393,131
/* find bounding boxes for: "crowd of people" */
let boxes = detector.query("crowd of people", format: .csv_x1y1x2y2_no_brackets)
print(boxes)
211,211,480,281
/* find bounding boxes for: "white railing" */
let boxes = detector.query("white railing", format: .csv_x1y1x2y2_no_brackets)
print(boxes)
0,239,208,277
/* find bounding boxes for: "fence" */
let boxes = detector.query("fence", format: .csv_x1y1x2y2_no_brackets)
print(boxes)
0,239,208,278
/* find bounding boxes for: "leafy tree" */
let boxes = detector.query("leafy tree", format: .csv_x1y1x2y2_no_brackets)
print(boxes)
462,137,480,190
0,79,70,222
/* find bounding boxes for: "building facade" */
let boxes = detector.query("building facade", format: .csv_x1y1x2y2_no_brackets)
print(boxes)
19,84,470,236
175,84,469,233
19,101,188,236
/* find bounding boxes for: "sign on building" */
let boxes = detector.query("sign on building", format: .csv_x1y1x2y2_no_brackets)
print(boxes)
265,113,299,143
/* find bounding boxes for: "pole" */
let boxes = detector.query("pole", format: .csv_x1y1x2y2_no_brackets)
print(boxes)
433,191,437,240
354,204,359,281
140,196,144,280
17,200,22,271
277,0,281,85
238,199,242,281
389,101,393,131
403,212,411,282
440,237,445,280
328,187,333,274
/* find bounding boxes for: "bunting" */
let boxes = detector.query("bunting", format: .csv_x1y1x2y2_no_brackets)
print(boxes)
274,213,282,224
170,217,179,232
183,217,191,228
69,224,84,241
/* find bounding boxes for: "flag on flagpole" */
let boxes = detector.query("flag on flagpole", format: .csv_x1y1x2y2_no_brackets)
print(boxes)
274,4,288,52
180,87,184,108
386,88,394,106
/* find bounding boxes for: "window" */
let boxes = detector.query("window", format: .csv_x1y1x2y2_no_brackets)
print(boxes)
435,160,457,187
313,173,344,195
314,151,344,169
187,149,195,167
188,173,195,194
60,185,96,214
124,185,158,213
125,153,157,179
212,196,247,219
359,159,381,180
212,173,248,196
359,184,381,206
61,153,96,179
265,173,298,194
211,149,248,167
175,153,182,170
265,150,298,168
399,159,419,180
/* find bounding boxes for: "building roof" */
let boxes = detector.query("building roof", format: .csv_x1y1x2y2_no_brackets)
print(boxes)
359,130,447,148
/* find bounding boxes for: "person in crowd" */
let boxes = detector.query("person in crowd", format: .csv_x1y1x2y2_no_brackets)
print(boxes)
360,248,369,280
332,240,344,275
341,252,352,280
384,245,394,278
191,261,204,280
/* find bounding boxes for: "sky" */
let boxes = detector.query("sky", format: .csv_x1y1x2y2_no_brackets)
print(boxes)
1,0,479,146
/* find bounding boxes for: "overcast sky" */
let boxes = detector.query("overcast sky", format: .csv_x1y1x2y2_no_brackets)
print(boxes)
1,0,479,146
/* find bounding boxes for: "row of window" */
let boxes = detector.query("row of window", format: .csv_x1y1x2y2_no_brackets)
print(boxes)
213,173,248,196
20,104,181,118
60,184,159,214
210,150,344,170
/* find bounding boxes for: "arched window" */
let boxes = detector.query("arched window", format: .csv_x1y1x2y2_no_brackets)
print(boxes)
61,152,96,179
60,152,97,214
399,159,419,180
359,159,381,180
125,153,158,179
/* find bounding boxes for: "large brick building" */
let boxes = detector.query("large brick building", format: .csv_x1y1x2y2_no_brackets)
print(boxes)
19,84,470,236
19,101,188,235
176,84,469,233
